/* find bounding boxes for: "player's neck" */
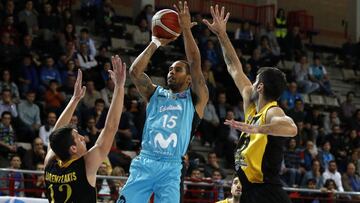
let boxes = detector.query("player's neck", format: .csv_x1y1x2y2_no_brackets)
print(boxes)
255,96,270,113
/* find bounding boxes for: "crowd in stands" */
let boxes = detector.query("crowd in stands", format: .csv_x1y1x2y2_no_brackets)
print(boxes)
0,1,359,202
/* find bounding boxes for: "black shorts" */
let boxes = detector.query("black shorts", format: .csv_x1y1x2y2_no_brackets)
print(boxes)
241,184,292,203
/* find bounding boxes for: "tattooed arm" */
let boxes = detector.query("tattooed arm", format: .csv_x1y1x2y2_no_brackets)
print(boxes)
129,36,176,101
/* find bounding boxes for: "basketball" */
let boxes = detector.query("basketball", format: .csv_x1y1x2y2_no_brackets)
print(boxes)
151,9,181,39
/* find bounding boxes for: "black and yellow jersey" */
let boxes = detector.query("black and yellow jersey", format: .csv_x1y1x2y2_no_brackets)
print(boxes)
45,157,96,203
234,101,286,189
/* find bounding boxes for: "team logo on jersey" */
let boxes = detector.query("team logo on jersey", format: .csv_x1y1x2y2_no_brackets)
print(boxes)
154,133,177,149
159,105,182,112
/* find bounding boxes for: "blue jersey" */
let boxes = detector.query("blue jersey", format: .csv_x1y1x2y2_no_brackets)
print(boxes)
140,86,196,159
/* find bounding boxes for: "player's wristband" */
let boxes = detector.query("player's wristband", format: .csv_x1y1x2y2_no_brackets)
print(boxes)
151,37,161,48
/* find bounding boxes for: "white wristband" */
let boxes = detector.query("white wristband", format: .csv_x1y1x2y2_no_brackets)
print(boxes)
151,37,161,48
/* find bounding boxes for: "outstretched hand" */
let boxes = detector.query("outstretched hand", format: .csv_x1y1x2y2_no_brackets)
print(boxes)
202,4,230,36
224,119,259,134
173,1,197,30
72,69,86,100
110,55,126,87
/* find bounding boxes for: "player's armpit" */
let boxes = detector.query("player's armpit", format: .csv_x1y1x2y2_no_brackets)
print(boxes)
261,107,298,137
130,72,156,102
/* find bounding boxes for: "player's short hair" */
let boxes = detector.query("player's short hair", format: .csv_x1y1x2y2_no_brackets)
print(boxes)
49,125,75,161
176,60,190,75
257,67,287,101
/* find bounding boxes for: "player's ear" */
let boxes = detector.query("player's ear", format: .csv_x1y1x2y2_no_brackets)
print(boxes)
257,82,264,92
69,145,77,154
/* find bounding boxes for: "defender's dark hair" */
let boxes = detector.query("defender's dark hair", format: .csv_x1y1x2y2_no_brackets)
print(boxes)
257,67,287,101
49,125,75,161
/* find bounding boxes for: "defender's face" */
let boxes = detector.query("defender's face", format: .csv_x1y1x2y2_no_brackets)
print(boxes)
72,129,87,155
167,61,189,91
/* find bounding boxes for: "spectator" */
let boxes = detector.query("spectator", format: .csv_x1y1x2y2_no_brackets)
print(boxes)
99,61,111,88
214,92,231,122
101,79,114,108
60,59,77,85
234,21,254,54
309,56,334,96
0,32,18,68
257,35,280,66
81,80,101,109
40,56,62,88
83,98,106,124
326,125,347,172
288,99,306,123
18,35,40,65
0,89,18,117
96,162,116,202
282,138,306,187
38,3,58,42
341,91,357,122
39,111,57,147
0,155,24,196
320,178,338,194
215,109,239,168
18,0,39,36
0,15,19,45
284,26,304,60
78,28,97,57
204,40,220,69
204,152,227,179
0,69,20,103
280,82,303,111
274,8,287,49
198,100,219,147
95,46,110,71
83,116,100,149
22,137,45,170
17,90,41,142
345,129,360,156
135,4,154,30
303,140,318,170
133,18,150,50
80,0,101,24
212,169,225,201
63,40,78,64
293,55,319,93
95,2,115,46
43,80,65,112
111,166,126,193
323,110,341,135
317,141,335,171
322,160,344,192
342,162,360,194
301,159,323,189
27,163,46,198
301,178,322,203
59,74,76,100
350,109,360,132
18,55,40,95
77,42,98,72
58,23,77,50
247,48,262,76
0,111,16,167
260,22,279,51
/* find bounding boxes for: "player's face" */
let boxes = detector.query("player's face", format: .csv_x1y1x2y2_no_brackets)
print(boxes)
72,129,87,156
167,61,190,91
231,177,242,197
250,76,260,102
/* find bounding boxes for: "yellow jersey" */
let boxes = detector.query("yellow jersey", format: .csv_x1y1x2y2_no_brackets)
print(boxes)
234,101,286,187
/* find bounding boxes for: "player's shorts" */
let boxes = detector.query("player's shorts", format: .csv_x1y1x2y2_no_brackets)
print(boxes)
117,153,182,203
240,183,292,203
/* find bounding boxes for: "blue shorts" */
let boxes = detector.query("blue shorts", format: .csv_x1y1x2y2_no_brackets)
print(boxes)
117,155,182,203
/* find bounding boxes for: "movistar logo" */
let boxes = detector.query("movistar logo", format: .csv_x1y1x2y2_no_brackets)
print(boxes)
159,105,182,112
154,133,177,149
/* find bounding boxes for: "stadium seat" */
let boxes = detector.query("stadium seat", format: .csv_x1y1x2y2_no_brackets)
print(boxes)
324,96,339,107
310,95,325,106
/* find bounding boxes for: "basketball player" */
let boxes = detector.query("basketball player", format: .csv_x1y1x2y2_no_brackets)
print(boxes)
203,5,297,203
118,1,208,202
216,177,242,203
44,55,126,202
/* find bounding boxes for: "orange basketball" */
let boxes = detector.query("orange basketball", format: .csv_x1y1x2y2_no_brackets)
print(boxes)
152,9,181,39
